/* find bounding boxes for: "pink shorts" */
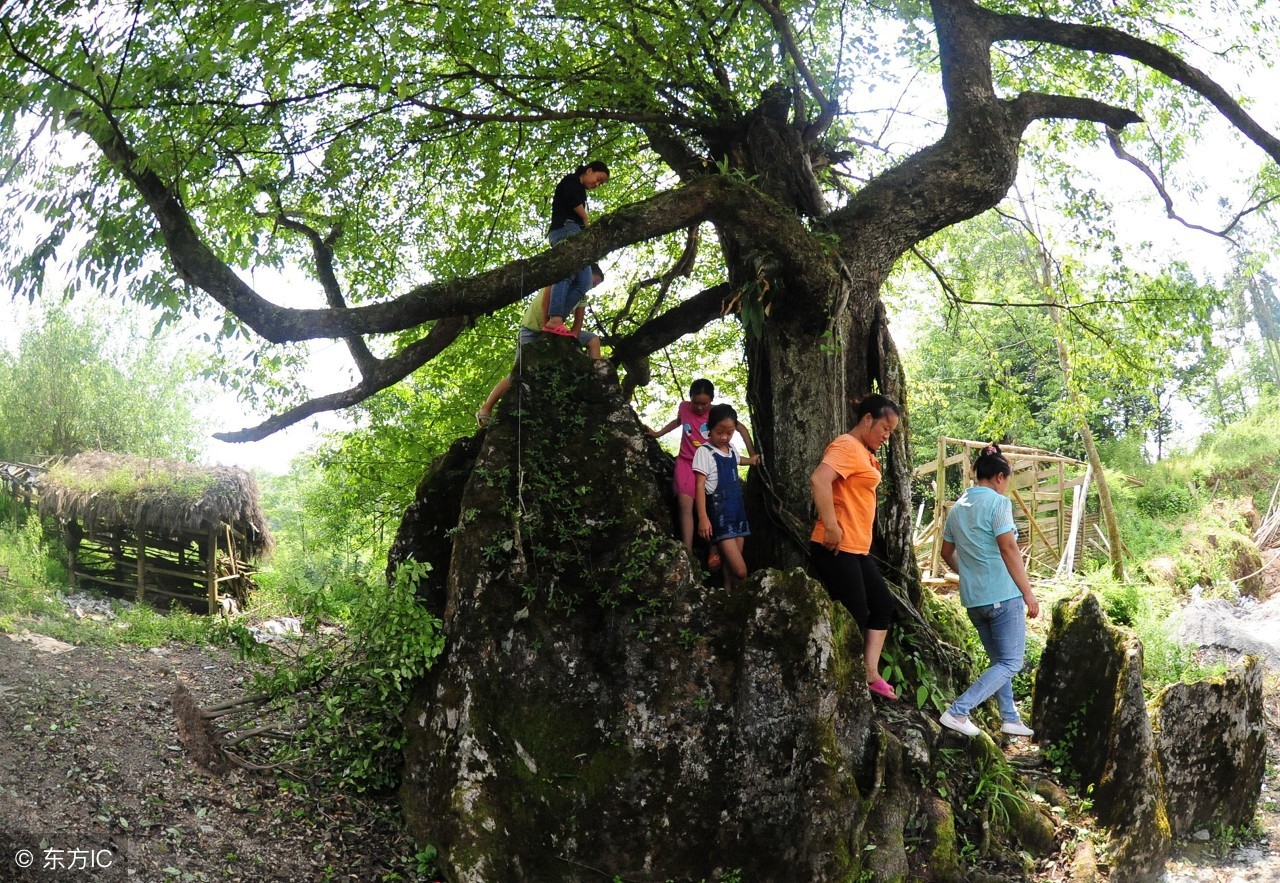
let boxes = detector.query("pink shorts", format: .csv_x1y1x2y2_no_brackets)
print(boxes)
674,457,696,498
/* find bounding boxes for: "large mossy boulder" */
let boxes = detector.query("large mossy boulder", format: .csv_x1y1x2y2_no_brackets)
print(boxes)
389,339,1051,881
1151,655,1267,837
1031,591,1170,881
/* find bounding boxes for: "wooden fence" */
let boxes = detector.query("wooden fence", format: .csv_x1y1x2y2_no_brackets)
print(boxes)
914,438,1094,587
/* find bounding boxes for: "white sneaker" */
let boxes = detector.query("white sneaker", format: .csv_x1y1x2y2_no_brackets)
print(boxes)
1001,721,1034,737
940,711,980,737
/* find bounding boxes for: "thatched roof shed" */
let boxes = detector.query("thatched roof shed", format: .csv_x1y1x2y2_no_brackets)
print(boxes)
39,451,273,558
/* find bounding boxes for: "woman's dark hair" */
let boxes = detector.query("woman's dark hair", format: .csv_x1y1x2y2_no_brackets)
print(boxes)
974,443,1012,480
577,160,610,176
707,403,738,429
852,393,901,424
689,378,714,399
589,262,604,281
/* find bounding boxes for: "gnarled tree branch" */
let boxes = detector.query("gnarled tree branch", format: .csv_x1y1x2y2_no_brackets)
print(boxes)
214,317,467,442
979,1,1280,165
274,215,378,376
754,0,838,141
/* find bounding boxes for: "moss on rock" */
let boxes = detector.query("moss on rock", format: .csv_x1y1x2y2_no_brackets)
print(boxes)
1151,655,1267,837
1032,590,1170,881
394,341,1073,881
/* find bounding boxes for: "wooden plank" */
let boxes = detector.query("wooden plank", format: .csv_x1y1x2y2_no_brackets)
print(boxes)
136,519,146,603
70,558,207,584
936,437,1086,462
206,525,219,616
71,572,134,591
913,451,969,477
143,585,206,603
1011,486,1060,562
931,436,947,578
1058,464,1090,575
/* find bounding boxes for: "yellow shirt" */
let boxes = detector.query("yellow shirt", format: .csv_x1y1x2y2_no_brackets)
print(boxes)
810,434,881,554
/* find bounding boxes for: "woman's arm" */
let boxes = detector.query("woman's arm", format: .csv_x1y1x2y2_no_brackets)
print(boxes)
941,540,958,573
734,420,758,458
810,462,843,550
996,532,1039,618
575,202,589,225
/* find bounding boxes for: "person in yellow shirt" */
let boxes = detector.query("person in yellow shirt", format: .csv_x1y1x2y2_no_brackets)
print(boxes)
809,394,902,700
476,265,604,426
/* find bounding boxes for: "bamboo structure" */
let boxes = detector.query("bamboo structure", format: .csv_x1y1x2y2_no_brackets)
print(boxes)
32,452,273,614
913,438,1093,587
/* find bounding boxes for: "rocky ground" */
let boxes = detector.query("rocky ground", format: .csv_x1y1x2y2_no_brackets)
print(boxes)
0,583,1276,883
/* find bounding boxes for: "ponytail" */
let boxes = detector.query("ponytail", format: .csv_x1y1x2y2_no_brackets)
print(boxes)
974,443,1012,480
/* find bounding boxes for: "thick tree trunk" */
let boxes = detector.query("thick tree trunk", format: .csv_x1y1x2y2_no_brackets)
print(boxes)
735,267,921,608
717,103,923,605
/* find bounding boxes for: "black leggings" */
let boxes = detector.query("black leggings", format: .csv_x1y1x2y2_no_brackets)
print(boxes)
808,543,893,631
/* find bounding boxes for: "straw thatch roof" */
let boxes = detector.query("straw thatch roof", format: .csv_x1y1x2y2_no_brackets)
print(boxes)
37,452,273,558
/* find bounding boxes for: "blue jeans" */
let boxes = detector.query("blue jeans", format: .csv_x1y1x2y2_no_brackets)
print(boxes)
948,596,1025,722
547,222,592,320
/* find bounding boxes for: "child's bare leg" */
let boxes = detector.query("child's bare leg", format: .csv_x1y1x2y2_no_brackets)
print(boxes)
720,537,747,590
677,494,695,552
587,336,602,359
478,375,512,422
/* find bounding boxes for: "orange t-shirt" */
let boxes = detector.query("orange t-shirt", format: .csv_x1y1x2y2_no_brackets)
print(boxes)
810,434,881,554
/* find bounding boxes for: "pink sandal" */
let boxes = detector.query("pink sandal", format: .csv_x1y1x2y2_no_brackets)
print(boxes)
541,323,577,338
868,678,898,701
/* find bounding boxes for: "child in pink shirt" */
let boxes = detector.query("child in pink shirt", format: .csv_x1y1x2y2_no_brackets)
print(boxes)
646,379,759,563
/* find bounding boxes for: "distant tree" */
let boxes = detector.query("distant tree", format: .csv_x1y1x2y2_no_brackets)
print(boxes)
0,304,207,461
903,212,1217,457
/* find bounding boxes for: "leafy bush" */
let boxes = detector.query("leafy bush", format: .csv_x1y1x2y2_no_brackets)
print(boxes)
1012,629,1044,701
245,559,445,792
1098,582,1143,627
1132,481,1192,518
0,514,67,629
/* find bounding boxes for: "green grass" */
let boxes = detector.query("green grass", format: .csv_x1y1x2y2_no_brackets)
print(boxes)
0,512,224,648
44,463,219,503
1062,406,1280,693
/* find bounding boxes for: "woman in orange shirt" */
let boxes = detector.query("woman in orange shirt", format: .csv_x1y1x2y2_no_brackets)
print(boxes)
809,394,902,700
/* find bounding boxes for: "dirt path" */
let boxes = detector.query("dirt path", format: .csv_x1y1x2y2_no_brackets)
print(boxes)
0,634,424,883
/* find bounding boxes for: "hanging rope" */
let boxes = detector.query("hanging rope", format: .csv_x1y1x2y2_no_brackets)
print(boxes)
510,271,531,579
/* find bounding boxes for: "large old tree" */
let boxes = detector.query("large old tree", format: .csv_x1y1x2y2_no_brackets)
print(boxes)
3,0,1279,583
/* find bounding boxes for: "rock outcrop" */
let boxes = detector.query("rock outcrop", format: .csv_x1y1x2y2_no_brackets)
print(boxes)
1151,655,1267,837
1034,592,1269,880
1032,591,1170,881
390,340,1053,881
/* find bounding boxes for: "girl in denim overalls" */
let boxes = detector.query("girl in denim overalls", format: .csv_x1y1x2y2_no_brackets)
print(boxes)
693,404,760,590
